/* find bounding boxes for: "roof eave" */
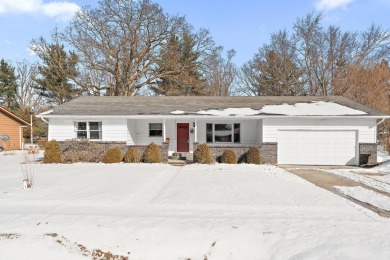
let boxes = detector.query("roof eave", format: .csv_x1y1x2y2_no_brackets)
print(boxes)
0,107,30,125
37,114,390,119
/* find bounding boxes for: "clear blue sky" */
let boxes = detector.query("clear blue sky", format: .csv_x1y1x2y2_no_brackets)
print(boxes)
0,0,389,66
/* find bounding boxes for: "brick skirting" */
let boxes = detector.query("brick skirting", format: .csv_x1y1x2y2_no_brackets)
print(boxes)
359,143,377,165
59,140,169,163
59,140,127,153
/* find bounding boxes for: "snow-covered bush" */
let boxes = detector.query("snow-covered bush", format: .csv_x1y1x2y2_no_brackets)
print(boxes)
194,143,212,164
44,140,62,163
143,142,161,163
221,149,237,164
124,148,142,163
103,147,123,163
246,147,260,164
62,140,105,163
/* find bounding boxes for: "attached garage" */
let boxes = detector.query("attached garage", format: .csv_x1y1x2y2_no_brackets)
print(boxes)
277,130,358,166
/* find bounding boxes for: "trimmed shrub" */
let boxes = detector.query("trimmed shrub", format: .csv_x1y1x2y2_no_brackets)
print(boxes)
62,140,105,163
221,149,237,164
194,143,212,164
124,148,142,163
43,140,62,163
103,147,123,163
143,142,162,163
246,147,261,164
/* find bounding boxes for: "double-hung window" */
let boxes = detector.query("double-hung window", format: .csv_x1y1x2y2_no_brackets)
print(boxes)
206,123,240,143
75,122,102,140
149,123,163,137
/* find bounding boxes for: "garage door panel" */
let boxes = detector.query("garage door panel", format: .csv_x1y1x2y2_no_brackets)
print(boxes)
278,130,357,166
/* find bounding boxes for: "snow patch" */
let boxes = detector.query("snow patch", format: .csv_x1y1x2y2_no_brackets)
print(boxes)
260,101,366,116
197,107,261,116
170,110,185,114
335,186,390,211
326,169,390,193
169,101,366,116
376,146,390,164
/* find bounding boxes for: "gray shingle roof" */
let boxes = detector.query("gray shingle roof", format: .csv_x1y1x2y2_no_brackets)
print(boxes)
46,96,388,117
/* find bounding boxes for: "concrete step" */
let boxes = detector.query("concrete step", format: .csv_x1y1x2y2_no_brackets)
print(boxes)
171,152,193,161
168,159,186,166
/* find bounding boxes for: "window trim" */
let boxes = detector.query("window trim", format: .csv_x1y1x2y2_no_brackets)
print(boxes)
206,123,240,144
149,123,163,137
74,121,102,140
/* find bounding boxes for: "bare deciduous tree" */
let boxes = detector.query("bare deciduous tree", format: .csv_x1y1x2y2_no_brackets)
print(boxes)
14,60,42,110
239,12,390,97
205,47,237,96
62,0,187,96
293,13,356,96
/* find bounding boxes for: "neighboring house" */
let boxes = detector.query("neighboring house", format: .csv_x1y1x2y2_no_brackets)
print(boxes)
0,107,29,151
38,96,389,166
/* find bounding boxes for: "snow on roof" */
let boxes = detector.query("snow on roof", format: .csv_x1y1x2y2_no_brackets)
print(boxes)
198,108,261,116
170,110,186,115
260,101,367,116
170,101,367,116
39,110,54,115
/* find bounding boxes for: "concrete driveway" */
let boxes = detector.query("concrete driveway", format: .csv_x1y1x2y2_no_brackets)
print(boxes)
282,166,390,218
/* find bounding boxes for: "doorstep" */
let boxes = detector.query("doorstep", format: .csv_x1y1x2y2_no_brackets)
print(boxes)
168,159,187,167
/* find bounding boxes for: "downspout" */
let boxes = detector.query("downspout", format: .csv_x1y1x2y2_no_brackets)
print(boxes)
376,117,387,144
376,117,386,127
20,126,27,149
163,119,166,141
37,116,49,141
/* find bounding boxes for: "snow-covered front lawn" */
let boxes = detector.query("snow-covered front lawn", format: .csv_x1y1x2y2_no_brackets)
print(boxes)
1,152,390,259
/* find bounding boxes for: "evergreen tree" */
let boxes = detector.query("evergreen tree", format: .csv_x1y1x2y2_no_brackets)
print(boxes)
153,31,207,96
34,43,79,105
0,59,18,108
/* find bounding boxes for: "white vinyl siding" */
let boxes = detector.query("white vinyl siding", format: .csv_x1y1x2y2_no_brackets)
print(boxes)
48,119,75,141
263,118,377,143
48,118,127,142
131,119,165,145
102,119,127,141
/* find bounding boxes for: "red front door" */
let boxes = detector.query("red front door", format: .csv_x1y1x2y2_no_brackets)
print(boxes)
177,123,189,152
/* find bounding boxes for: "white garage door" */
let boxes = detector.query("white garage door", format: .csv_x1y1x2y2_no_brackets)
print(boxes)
278,130,358,165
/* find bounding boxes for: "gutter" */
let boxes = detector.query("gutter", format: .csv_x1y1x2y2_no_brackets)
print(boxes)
36,114,390,120
39,117,49,124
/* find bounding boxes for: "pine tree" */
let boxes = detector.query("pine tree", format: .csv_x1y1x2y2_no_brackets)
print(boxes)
34,44,79,105
0,59,18,108
153,32,206,96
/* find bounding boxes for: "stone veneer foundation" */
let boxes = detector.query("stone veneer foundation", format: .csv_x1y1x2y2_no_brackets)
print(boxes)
193,142,277,164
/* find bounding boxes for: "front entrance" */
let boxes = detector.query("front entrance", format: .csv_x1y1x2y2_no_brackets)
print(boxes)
177,123,189,152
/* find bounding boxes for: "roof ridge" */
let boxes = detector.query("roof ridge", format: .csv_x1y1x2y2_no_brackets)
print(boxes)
0,107,30,125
